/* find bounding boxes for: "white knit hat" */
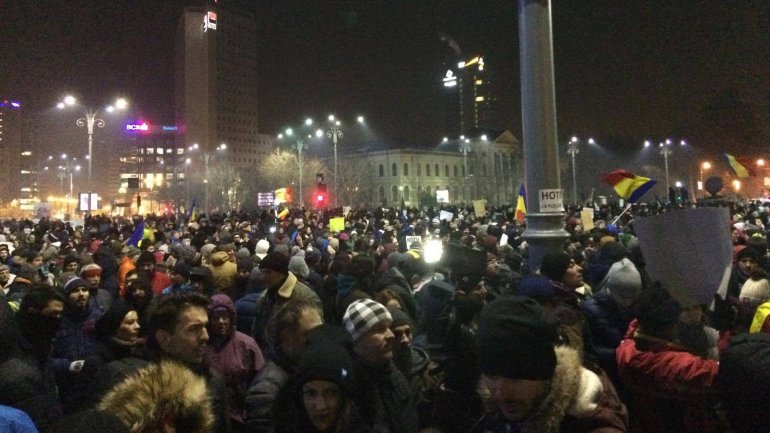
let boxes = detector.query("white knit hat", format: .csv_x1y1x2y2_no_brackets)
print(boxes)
740,277,770,305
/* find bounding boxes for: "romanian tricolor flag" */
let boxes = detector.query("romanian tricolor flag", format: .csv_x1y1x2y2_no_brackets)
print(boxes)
277,208,290,220
275,187,293,204
724,153,754,178
515,184,527,223
602,169,656,203
188,198,198,222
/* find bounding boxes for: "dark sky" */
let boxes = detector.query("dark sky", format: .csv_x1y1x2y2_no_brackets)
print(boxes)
2,1,768,155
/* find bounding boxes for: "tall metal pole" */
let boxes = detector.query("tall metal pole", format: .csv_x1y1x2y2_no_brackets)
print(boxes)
460,140,471,202
519,0,570,272
294,140,307,208
661,144,671,194
76,109,104,184
567,138,579,205
204,154,210,213
327,123,343,208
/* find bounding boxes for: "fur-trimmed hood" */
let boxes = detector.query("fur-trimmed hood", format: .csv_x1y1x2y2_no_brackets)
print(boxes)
99,360,214,433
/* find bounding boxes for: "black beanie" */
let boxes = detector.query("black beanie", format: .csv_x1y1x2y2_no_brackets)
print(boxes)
476,296,560,380
539,252,572,282
297,325,354,395
388,306,413,329
137,250,155,265
258,252,289,274
94,301,134,338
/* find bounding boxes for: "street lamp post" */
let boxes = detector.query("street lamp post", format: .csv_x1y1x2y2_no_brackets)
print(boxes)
459,138,471,201
58,95,127,185
326,116,343,208
566,136,595,205
644,138,686,199
699,161,711,197
292,139,308,208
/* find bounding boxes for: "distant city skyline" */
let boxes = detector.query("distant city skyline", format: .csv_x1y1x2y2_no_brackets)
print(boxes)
1,1,767,153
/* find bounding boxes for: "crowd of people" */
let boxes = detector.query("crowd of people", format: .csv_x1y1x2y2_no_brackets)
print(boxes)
0,199,769,433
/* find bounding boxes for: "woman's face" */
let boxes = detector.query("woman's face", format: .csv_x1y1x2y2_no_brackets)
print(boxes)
115,311,141,344
302,380,343,432
210,310,233,337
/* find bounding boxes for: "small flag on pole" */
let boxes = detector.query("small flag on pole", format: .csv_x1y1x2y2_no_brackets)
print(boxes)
515,184,527,223
601,169,656,203
187,198,197,222
724,153,754,178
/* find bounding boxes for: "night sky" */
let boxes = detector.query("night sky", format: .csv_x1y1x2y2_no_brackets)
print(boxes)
2,1,768,160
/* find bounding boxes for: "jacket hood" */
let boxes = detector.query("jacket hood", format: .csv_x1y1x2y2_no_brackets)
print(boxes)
208,293,235,315
210,250,230,266
99,360,214,433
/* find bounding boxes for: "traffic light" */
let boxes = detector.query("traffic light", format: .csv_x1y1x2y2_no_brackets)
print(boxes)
315,183,327,207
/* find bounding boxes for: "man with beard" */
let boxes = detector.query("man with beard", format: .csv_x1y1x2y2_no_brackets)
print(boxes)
470,296,627,433
135,250,170,295
0,287,65,430
343,299,418,433
51,277,104,413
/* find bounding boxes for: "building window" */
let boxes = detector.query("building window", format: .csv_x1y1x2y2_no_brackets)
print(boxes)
379,186,386,204
454,165,458,177
417,164,421,176
404,185,410,201
462,165,466,177
426,164,431,176
403,163,409,176
392,185,399,202
379,164,384,177
392,163,397,177
435,164,439,176
445,165,449,177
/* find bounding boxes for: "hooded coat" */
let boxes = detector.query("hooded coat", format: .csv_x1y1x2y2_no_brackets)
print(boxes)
209,251,237,296
469,346,627,433
205,294,265,427
99,360,215,433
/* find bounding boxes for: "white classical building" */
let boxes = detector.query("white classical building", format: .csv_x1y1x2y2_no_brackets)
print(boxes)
337,130,522,207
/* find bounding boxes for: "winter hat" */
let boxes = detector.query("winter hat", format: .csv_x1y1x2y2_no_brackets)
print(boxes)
329,237,340,250
388,306,413,330
343,299,393,342
539,252,572,282
79,263,102,279
297,325,354,394
255,239,270,259
288,255,310,279
635,286,682,334
63,255,80,269
599,258,642,302
736,247,760,264
258,252,289,274
740,277,770,304
126,246,142,259
63,277,89,295
94,301,134,338
171,261,190,279
237,247,251,260
189,266,212,281
137,250,155,265
516,275,556,300
200,244,216,262
237,258,255,273
476,296,560,380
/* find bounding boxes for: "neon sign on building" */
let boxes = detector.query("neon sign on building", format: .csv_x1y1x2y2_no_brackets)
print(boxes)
126,123,150,131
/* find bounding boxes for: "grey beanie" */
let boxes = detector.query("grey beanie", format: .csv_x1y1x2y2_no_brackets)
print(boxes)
289,255,310,279
599,258,642,302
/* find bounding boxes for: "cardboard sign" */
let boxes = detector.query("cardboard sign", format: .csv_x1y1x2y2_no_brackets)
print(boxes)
405,235,422,250
436,189,449,203
473,200,487,217
329,217,345,233
581,208,595,231
634,207,732,307
499,233,509,246
440,210,454,221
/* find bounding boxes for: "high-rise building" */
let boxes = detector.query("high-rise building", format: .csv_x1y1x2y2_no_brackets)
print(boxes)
175,2,259,163
441,55,500,137
0,99,24,205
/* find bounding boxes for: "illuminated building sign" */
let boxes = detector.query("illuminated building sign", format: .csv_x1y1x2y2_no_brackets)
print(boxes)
161,125,178,131
0,100,21,109
126,123,150,131
443,70,457,87
204,11,217,31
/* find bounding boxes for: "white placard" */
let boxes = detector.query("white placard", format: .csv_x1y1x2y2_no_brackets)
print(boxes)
439,210,454,221
538,189,564,213
405,235,422,250
436,189,449,203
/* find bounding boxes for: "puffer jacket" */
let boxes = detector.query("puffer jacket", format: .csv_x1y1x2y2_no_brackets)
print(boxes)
209,251,237,295
205,293,265,428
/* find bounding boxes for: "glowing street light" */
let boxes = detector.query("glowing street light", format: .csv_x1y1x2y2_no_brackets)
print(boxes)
644,138,687,197
566,136,595,205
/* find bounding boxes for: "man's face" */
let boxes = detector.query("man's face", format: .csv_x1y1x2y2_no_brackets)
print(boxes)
210,310,233,337
68,286,90,309
281,308,323,359
0,250,8,261
170,271,187,285
0,268,9,284
261,268,285,290
31,256,43,268
139,261,155,276
157,306,209,364
86,274,101,289
354,319,395,367
483,375,550,422
64,261,79,273
41,300,64,318
562,260,584,288
738,256,757,275
392,324,413,354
